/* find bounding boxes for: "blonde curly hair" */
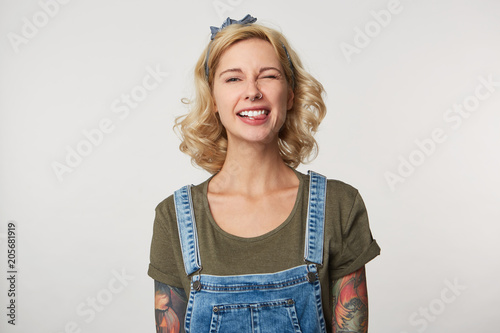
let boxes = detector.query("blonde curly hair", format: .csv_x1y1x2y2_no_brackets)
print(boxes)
175,21,326,174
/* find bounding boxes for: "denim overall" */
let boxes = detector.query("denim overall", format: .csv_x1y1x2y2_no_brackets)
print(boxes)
173,171,328,333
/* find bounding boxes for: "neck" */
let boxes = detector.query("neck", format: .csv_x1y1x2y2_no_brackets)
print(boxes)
210,139,297,195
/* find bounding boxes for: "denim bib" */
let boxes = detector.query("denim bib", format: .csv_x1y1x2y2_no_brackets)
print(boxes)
174,171,328,333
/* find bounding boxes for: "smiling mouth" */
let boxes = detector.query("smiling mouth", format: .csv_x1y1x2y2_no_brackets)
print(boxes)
237,110,270,119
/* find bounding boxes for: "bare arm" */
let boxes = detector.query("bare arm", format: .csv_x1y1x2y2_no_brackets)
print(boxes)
332,266,369,333
154,280,187,333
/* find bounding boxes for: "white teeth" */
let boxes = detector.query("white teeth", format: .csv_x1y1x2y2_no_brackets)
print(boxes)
239,110,267,117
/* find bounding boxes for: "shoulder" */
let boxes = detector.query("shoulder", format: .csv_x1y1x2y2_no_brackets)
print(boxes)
297,170,360,203
155,194,174,213
326,178,359,201
324,177,363,218
154,178,210,219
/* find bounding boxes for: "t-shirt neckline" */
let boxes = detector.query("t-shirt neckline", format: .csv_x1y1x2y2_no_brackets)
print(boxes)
201,168,305,242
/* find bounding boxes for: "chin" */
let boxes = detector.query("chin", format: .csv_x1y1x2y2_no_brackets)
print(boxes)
246,134,278,145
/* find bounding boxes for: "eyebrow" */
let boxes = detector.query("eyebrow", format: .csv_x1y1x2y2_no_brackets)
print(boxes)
218,67,283,78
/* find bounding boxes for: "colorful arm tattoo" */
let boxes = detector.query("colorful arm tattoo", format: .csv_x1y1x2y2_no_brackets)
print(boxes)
332,266,369,333
154,280,187,333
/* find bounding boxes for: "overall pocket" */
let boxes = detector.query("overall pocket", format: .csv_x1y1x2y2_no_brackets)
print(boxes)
208,298,302,333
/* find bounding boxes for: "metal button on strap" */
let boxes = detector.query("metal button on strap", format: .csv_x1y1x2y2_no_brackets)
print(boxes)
213,306,219,313
307,271,317,283
287,299,294,305
193,280,201,291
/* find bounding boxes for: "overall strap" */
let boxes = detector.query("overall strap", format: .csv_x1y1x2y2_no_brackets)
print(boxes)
304,170,327,265
173,185,202,276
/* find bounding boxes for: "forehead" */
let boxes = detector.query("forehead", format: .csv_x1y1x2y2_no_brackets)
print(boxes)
216,38,281,72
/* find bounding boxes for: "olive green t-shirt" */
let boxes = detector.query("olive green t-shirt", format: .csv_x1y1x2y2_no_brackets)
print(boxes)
148,169,380,329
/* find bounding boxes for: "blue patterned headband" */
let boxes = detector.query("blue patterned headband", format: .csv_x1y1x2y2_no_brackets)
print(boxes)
204,14,296,89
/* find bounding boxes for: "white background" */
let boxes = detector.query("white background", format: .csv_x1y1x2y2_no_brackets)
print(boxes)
1,0,499,332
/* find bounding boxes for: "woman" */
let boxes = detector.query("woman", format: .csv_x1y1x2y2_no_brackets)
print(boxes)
148,15,380,333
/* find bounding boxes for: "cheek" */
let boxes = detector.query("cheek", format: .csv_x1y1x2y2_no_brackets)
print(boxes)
214,107,232,130
212,89,231,114
213,90,239,118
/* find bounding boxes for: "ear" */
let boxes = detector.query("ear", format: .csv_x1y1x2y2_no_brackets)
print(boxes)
287,88,294,111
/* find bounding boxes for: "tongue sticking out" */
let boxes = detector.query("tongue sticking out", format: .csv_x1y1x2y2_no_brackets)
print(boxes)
247,113,267,120
238,110,269,120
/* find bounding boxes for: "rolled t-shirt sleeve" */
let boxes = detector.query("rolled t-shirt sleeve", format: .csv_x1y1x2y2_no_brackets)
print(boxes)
329,190,380,280
147,196,184,288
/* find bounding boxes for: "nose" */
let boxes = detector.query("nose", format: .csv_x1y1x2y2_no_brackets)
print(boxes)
244,80,262,101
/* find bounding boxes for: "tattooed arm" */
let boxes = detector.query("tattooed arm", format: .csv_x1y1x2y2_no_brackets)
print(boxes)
332,266,369,333
154,280,187,333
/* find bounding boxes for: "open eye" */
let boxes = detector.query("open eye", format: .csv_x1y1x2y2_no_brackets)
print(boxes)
225,77,241,83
